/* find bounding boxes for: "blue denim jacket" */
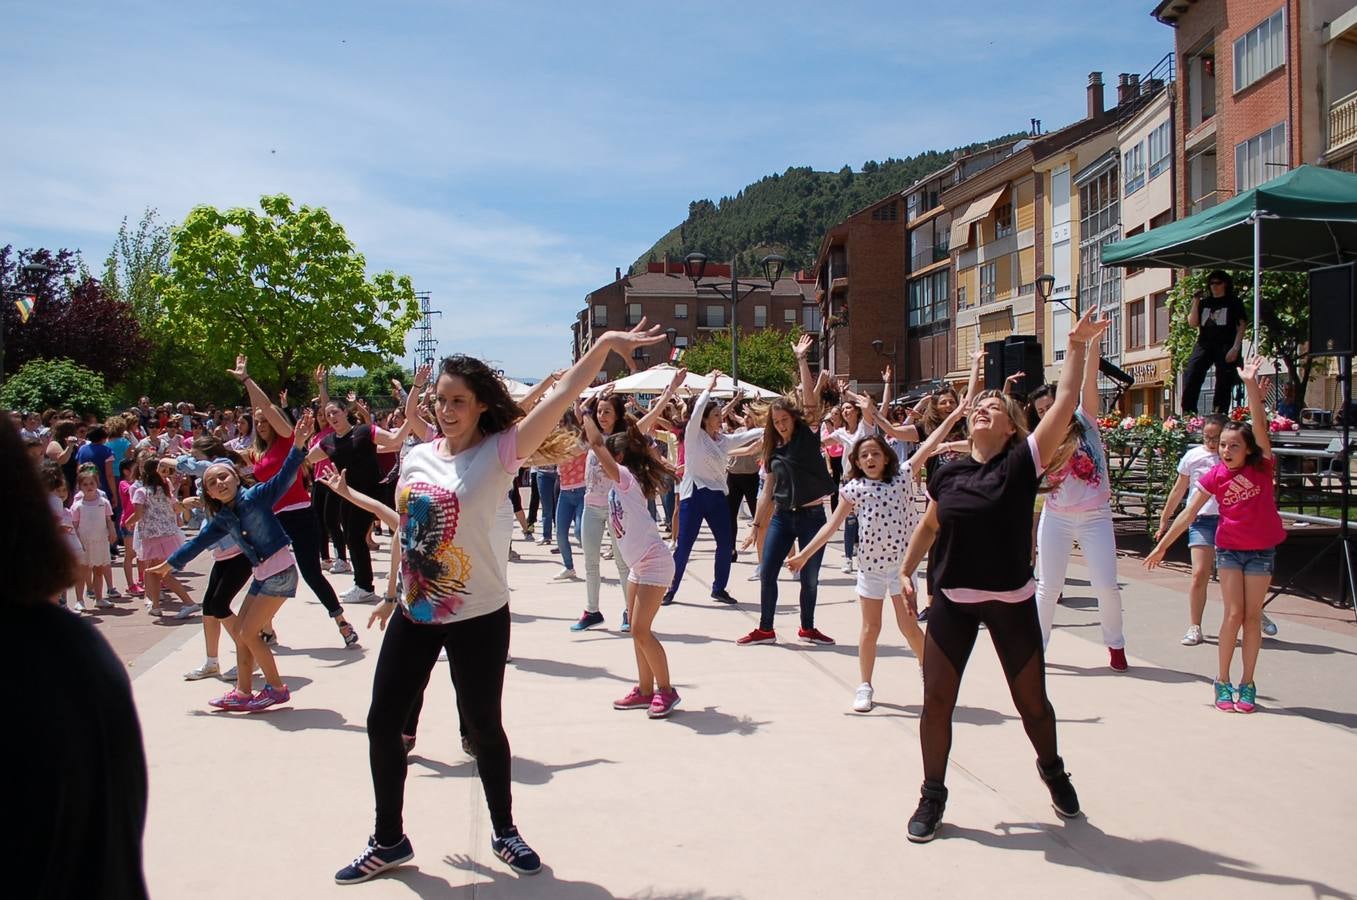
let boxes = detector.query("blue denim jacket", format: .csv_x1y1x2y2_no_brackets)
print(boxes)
167,447,303,571
174,455,241,555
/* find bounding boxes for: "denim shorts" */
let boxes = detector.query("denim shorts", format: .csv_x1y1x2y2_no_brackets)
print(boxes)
1187,515,1219,549
248,565,299,598
1216,548,1275,576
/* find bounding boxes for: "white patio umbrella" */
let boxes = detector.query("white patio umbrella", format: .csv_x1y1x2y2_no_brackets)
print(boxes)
500,377,534,401
586,364,781,399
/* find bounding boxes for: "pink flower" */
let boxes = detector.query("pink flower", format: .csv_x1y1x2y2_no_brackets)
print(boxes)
1119,417,1136,430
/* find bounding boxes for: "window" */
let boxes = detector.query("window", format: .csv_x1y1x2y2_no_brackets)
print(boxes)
979,262,997,303
753,305,767,327
703,305,724,328
786,307,799,324
1079,169,1119,241
1148,121,1172,179
1150,210,1173,230
1127,299,1146,350
592,304,607,327
1234,9,1285,93
674,303,688,320
1152,291,1170,344
675,335,689,348
1123,142,1146,196
1079,167,1123,361
1124,225,1145,276
1235,122,1287,192
871,202,898,222
626,303,642,326
956,284,967,309
994,202,1014,239
1051,304,1072,362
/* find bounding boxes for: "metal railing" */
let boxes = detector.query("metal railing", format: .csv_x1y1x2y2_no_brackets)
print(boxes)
1329,89,1357,153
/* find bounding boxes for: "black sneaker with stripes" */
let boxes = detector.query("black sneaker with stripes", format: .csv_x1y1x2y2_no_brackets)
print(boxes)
491,827,541,875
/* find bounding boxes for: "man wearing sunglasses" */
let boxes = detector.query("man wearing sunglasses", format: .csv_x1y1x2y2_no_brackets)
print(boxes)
1181,270,1246,414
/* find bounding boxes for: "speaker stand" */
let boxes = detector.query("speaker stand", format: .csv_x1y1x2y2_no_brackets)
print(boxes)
1265,353,1356,618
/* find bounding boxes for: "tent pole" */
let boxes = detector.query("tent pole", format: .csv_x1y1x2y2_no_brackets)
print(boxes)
1253,214,1262,353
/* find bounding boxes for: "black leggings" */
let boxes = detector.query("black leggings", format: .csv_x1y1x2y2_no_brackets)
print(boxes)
314,482,347,562
828,455,843,511
920,593,1058,785
202,554,252,619
277,506,343,618
726,472,759,543
369,604,512,844
1180,343,1239,414
341,501,376,592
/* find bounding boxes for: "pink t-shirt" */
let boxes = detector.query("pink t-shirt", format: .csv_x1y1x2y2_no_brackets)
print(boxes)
254,437,311,512
118,481,136,527
1196,456,1286,551
558,452,587,490
608,466,668,569
310,427,336,480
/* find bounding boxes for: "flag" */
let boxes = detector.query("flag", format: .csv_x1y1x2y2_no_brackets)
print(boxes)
14,294,35,323
669,346,684,363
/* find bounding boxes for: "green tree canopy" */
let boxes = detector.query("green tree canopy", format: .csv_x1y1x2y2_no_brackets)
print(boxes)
156,194,420,392
678,326,800,395
0,357,114,417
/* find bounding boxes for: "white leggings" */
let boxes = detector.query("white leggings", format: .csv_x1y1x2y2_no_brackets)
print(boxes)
1036,504,1125,650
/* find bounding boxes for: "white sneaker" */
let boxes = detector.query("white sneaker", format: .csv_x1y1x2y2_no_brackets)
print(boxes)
747,572,762,582
1181,625,1203,646
220,661,261,681
853,683,874,712
840,559,854,574
330,559,352,574
175,602,202,619
96,598,113,609
185,660,220,681
1261,614,1278,636
72,600,88,614
354,590,379,604
339,585,365,603
552,568,578,581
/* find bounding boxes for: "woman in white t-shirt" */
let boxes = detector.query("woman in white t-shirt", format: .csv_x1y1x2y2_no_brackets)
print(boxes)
323,323,667,886
581,415,682,719
1158,414,1226,646
1026,337,1127,672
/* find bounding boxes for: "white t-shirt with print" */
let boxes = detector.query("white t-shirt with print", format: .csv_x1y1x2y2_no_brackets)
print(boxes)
1044,409,1112,514
608,466,668,569
1177,444,1221,517
584,450,611,509
839,474,918,573
396,426,522,625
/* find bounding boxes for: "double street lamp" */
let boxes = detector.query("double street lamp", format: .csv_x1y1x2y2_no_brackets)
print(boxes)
1,261,50,386
683,252,786,386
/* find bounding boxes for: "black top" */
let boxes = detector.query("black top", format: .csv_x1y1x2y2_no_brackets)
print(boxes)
321,424,380,492
926,434,1040,593
1196,293,1245,351
10,602,149,900
916,417,969,481
770,422,837,512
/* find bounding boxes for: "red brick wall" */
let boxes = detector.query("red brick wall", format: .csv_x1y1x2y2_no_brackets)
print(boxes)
825,218,908,385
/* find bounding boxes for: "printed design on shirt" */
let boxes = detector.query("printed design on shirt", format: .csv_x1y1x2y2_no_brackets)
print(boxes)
398,482,472,622
1204,306,1230,327
1220,472,1261,507
608,489,626,540
1046,434,1103,494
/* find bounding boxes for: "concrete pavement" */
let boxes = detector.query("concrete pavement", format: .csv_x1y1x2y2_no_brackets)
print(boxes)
129,527,1357,898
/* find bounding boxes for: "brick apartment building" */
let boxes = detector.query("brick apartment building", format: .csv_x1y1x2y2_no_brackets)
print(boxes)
572,260,818,378
810,193,908,392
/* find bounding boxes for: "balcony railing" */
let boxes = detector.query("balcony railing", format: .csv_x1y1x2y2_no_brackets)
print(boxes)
909,246,951,271
1329,90,1357,154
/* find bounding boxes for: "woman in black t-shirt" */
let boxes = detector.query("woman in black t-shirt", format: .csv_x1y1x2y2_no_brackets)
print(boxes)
896,310,1109,844
1180,270,1247,414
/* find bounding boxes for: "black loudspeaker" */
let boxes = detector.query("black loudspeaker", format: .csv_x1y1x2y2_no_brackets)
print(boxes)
982,335,1045,395
983,340,1006,389
1003,339,1045,398
1309,262,1356,356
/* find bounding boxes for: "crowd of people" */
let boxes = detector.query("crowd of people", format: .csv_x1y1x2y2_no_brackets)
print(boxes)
10,307,1293,890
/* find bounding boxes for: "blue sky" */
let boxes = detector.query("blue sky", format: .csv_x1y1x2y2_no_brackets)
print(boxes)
2,1,1169,378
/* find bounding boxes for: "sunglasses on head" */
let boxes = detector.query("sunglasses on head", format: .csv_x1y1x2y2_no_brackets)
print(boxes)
1208,279,1224,285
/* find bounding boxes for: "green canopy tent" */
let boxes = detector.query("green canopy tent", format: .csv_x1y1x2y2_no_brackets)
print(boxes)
1100,164,1357,344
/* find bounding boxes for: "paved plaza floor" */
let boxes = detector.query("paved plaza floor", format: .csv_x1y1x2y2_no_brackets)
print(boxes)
109,525,1356,899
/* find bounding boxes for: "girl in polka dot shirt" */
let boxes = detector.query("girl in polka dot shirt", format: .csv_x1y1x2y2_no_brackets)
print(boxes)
787,398,967,713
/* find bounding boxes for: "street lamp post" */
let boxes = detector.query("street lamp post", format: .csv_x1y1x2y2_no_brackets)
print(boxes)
684,252,786,387
1,262,50,386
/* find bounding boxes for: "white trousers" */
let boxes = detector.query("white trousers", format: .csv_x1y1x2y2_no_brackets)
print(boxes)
1036,504,1125,650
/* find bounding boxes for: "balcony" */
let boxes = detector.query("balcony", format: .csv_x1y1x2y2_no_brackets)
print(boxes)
1330,90,1357,154
909,245,951,272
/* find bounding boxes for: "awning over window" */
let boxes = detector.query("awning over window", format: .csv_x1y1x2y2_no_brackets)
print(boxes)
949,185,1009,249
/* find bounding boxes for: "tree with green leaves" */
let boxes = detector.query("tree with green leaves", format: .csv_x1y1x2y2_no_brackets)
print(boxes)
1165,269,1320,400
0,357,114,416
156,195,420,392
678,326,800,394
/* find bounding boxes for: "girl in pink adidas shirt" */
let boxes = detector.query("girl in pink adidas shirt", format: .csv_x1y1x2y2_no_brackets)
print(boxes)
1147,357,1284,714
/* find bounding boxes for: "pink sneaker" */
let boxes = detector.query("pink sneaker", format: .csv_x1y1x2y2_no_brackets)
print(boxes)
246,684,291,711
129,583,145,597
648,688,681,719
208,689,253,711
613,686,654,710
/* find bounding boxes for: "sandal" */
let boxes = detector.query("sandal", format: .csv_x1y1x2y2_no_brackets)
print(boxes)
338,620,359,647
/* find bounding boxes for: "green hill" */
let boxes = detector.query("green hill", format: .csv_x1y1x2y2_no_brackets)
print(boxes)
635,133,1027,276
